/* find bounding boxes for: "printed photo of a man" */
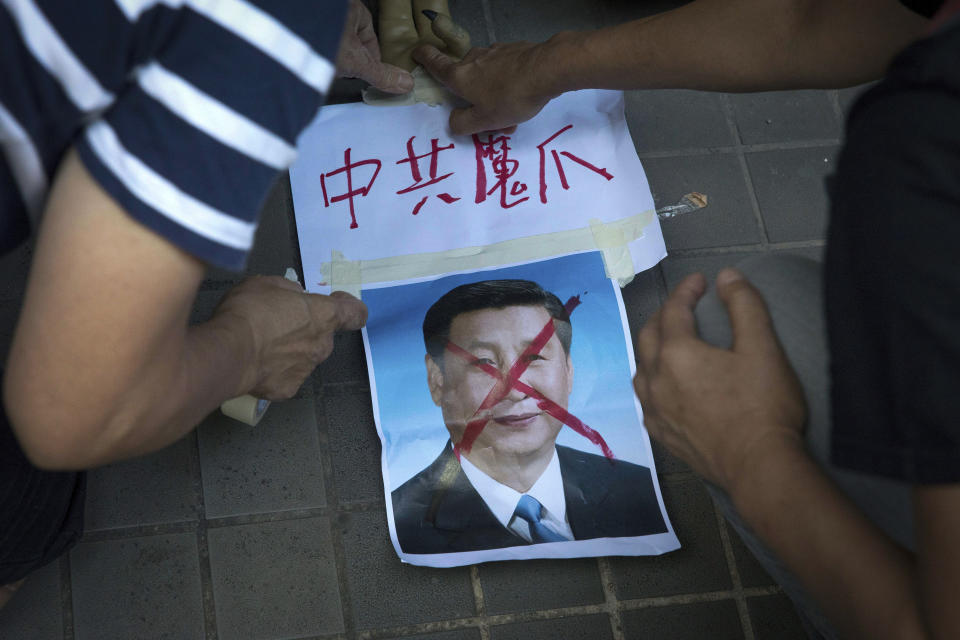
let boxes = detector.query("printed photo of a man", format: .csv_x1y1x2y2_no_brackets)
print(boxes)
391,279,667,554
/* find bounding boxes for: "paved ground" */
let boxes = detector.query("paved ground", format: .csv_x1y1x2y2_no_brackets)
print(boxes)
0,1,870,638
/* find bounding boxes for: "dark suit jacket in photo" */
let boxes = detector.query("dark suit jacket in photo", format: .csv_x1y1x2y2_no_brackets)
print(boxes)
391,443,668,554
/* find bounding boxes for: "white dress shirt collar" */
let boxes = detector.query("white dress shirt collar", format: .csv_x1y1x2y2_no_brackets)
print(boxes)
459,447,574,542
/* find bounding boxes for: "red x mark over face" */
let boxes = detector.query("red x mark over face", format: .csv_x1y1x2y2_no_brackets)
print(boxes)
443,296,615,461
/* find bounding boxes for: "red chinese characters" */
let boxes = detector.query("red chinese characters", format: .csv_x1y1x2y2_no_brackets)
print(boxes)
472,133,529,209
537,125,613,204
319,124,613,228
395,136,461,216
319,148,380,229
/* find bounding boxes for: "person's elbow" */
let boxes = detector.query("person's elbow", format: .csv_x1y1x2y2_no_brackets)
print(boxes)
2,372,110,471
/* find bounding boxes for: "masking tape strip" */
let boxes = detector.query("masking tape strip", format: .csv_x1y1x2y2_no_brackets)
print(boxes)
322,209,655,294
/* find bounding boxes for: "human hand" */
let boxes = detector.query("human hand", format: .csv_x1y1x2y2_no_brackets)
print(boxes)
413,38,559,135
336,0,415,93
211,276,367,401
633,269,807,494
378,0,470,72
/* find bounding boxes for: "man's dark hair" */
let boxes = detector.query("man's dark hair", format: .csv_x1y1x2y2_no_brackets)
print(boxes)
423,279,572,363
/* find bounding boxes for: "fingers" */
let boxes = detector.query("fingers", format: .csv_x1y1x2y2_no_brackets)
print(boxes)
715,268,778,356
635,308,662,375
428,13,471,58
361,60,416,93
412,44,459,87
450,106,498,136
326,290,368,331
659,272,707,342
413,0,449,48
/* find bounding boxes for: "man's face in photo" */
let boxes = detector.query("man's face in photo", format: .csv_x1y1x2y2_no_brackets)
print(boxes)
426,304,574,463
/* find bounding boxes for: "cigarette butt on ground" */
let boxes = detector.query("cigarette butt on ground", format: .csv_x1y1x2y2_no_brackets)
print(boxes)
656,192,708,220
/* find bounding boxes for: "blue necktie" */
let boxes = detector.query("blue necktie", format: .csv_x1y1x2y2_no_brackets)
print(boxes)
514,495,567,543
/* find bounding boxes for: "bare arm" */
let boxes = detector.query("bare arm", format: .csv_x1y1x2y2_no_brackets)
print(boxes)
413,0,929,134
3,150,365,470
635,272,960,639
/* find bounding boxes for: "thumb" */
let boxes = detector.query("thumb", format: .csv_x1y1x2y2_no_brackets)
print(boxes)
412,44,459,88
448,106,495,136
323,291,368,331
429,13,471,58
361,60,415,94
715,268,778,355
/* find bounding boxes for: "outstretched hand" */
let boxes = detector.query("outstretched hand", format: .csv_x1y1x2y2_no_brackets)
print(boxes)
336,0,415,94
633,269,807,493
212,277,367,401
413,39,557,135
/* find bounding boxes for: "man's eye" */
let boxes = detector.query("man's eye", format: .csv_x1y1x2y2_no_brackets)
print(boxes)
525,354,546,362
471,358,495,367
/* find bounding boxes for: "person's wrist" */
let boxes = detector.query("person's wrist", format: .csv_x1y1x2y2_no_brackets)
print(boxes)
193,310,260,399
726,427,806,510
537,30,588,96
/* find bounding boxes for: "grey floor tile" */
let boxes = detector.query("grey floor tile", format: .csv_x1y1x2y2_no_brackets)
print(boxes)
477,558,604,614
651,438,692,476
621,600,743,640
71,533,204,640
729,91,841,144
0,241,30,302
783,245,825,263
342,511,474,629
207,517,343,639
747,594,808,640
198,399,326,518
449,0,493,47
0,298,23,365
0,560,61,640
724,522,775,589
626,90,734,153
383,630,481,640
608,478,731,598
85,433,200,531
620,264,665,346
322,382,383,503
488,0,604,43
489,614,614,640
313,328,369,386
837,82,877,117
660,251,764,292
746,146,838,243
644,154,761,251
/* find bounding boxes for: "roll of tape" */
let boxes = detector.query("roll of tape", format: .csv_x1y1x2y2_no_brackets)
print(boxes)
220,395,271,426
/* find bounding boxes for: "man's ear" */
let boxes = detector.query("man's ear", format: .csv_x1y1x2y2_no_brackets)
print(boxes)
565,355,574,397
425,354,444,406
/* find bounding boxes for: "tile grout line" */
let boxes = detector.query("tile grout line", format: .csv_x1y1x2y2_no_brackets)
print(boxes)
713,504,755,640
350,587,781,639
597,557,625,640
636,138,843,160
59,553,74,640
193,431,220,640
469,565,491,640
666,239,825,259
827,89,845,128
719,94,772,247
315,381,358,640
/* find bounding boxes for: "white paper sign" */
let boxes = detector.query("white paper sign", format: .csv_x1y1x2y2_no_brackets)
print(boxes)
363,252,679,566
290,90,665,293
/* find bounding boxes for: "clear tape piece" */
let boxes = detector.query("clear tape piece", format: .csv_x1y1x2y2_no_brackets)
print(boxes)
322,209,655,293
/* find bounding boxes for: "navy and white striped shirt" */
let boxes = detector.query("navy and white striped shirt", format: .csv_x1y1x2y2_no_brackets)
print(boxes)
1,0,347,269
